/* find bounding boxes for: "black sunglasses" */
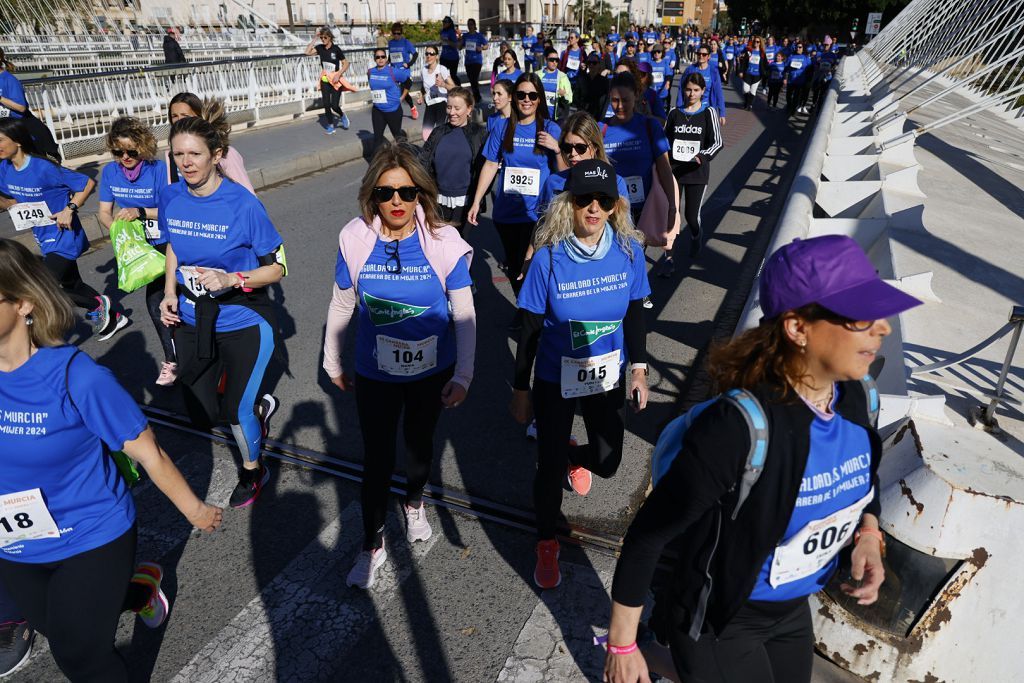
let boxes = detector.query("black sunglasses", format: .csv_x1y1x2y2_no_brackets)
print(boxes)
559,142,589,156
426,50,437,56
374,54,387,59
372,186,420,202
573,193,616,211
515,91,540,101
112,148,140,158
384,239,402,274
546,56,559,62
698,51,710,56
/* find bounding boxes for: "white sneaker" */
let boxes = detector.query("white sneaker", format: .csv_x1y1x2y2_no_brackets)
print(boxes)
404,504,433,543
526,420,538,440
96,312,129,341
346,546,388,589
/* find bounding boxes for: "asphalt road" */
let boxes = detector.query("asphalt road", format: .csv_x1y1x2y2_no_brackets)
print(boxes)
4,80,866,682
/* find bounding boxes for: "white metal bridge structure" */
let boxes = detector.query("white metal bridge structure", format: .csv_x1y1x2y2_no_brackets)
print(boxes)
739,0,1024,681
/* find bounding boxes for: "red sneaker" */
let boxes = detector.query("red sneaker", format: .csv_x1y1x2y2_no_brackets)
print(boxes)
410,106,419,120
534,539,561,589
567,465,592,496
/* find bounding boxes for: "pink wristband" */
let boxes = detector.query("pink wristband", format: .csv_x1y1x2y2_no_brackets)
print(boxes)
607,642,638,656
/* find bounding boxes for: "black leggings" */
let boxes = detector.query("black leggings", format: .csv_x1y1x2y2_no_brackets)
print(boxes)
767,81,783,108
466,62,483,102
787,82,809,114
681,183,707,239
494,220,535,296
667,598,814,683
532,378,625,539
355,366,453,550
0,526,149,683
147,243,175,362
320,81,344,122
175,320,275,463
440,59,461,86
402,78,415,108
42,252,101,310
371,106,405,151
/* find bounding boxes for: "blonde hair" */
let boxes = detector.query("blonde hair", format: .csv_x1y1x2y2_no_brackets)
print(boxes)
0,239,74,347
169,97,230,156
358,142,444,234
533,192,644,257
559,112,612,164
106,116,158,160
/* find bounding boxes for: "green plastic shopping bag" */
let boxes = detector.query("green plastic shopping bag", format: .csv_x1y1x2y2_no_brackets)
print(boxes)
110,218,166,292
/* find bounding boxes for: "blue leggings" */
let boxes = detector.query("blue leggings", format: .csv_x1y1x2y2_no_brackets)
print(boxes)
175,319,275,462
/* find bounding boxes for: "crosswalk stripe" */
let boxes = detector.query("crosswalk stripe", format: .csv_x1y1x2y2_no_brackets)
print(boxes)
172,502,439,683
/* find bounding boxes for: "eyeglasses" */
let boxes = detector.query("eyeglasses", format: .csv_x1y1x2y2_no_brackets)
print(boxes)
393,31,402,35
515,91,540,101
384,239,402,274
546,56,559,62
112,148,140,158
374,54,387,60
426,51,437,56
698,51,710,56
573,193,616,211
372,185,420,202
559,142,589,156
826,317,875,332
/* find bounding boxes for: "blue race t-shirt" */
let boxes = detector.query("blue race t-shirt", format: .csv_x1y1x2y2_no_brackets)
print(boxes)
497,67,523,83
387,37,416,66
765,44,778,60
159,178,283,332
651,58,673,97
601,114,671,209
749,394,873,601
483,117,561,223
522,35,537,63
0,346,145,564
487,113,510,136
335,233,472,383
561,48,583,80
541,69,562,117
99,158,169,244
0,156,89,259
538,169,629,213
517,234,650,384
463,32,487,64
368,65,411,112
440,27,460,61
787,54,811,83
0,70,27,119
768,60,786,81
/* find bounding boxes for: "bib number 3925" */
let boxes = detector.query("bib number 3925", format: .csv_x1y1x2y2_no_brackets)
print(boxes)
768,487,874,587
503,167,540,196
0,488,60,547
10,201,52,231
560,350,620,398
376,335,438,376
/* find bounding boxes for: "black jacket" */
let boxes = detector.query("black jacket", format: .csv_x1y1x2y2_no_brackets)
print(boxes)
420,120,487,203
163,36,186,64
664,106,722,186
610,380,882,639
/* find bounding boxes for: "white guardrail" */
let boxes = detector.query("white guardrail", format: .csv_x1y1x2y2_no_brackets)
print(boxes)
21,42,514,160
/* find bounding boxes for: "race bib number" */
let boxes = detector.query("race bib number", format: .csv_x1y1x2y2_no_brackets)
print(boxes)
790,60,802,69
726,52,734,60
376,335,438,376
321,61,336,72
10,201,52,231
0,489,60,547
566,56,581,70
560,350,620,399
426,93,447,106
371,89,388,105
749,55,761,65
503,167,540,196
672,139,700,162
769,487,874,588
646,38,655,45
178,265,229,298
390,51,404,64
0,106,9,118
143,218,160,240
624,176,645,204
545,91,557,108
652,71,664,85
465,40,477,51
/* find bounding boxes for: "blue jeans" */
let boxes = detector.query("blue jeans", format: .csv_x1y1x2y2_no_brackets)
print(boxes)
0,579,21,623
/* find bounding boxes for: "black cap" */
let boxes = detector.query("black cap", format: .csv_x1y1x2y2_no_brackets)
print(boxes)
566,160,618,199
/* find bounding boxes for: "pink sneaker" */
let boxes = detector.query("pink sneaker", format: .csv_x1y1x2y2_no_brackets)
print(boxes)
567,465,592,496
155,362,178,386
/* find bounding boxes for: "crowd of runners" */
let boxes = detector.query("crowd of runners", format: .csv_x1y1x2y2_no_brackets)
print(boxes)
0,20,912,683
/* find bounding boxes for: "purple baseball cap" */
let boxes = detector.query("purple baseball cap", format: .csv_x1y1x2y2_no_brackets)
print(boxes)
637,61,653,74
759,235,922,320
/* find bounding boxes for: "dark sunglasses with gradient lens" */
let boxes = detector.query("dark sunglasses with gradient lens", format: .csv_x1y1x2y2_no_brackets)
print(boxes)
374,53,387,60
573,193,616,211
559,142,589,156
515,91,540,101
372,186,420,203
112,148,140,158
546,56,559,62
426,50,437,56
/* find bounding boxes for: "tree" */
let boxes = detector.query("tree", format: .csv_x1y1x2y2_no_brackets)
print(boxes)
723,0,909,37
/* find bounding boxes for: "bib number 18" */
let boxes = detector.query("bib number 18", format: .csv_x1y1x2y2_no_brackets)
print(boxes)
0,513,33,534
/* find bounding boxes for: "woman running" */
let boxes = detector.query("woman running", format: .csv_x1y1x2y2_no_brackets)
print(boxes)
511,160,650,589
416,46,456,142
368,48,411,150
604,234,918,683
159,103,286,509
662,73,723,273
490,41,514,88
439,16,462,86
786,42,812,116
0,119,129,341
538,112,630,211
0,50,59,162
167,92,256,193
678,45,726,126
488,79,514,134
461,19,488,104
305,26,351,134
767,51,787,109
739,36,768,110
468,73,563,297
496,50,524,86
420,87,487,235
97,116,176,384
0,238,221,682
323,142,475,590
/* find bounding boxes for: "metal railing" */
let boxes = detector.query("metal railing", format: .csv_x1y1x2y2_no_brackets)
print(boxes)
20,43,510,160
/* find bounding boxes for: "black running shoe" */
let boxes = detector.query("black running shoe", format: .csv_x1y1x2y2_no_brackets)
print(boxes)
256,394,279,440
689,228,703,259
229,463,270,509
0,621,33,678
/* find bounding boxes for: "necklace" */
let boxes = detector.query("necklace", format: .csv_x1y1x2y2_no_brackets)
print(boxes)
809,384,835,411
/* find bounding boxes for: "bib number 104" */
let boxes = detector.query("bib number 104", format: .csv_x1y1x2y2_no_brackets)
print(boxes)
393,348,424,364
577,365,608,383
0,513,33,534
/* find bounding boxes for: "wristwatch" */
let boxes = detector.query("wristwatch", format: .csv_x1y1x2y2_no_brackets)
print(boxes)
66,201,79,212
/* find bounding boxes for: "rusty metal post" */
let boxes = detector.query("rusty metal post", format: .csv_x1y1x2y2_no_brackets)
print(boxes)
977,306,1024,429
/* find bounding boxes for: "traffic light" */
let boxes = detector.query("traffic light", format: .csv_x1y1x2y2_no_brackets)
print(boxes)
851,16,859,33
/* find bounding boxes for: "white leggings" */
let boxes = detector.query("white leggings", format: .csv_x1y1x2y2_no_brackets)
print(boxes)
742,77,761,96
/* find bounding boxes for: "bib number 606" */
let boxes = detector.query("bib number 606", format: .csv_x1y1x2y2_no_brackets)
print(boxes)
803,521,852,555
